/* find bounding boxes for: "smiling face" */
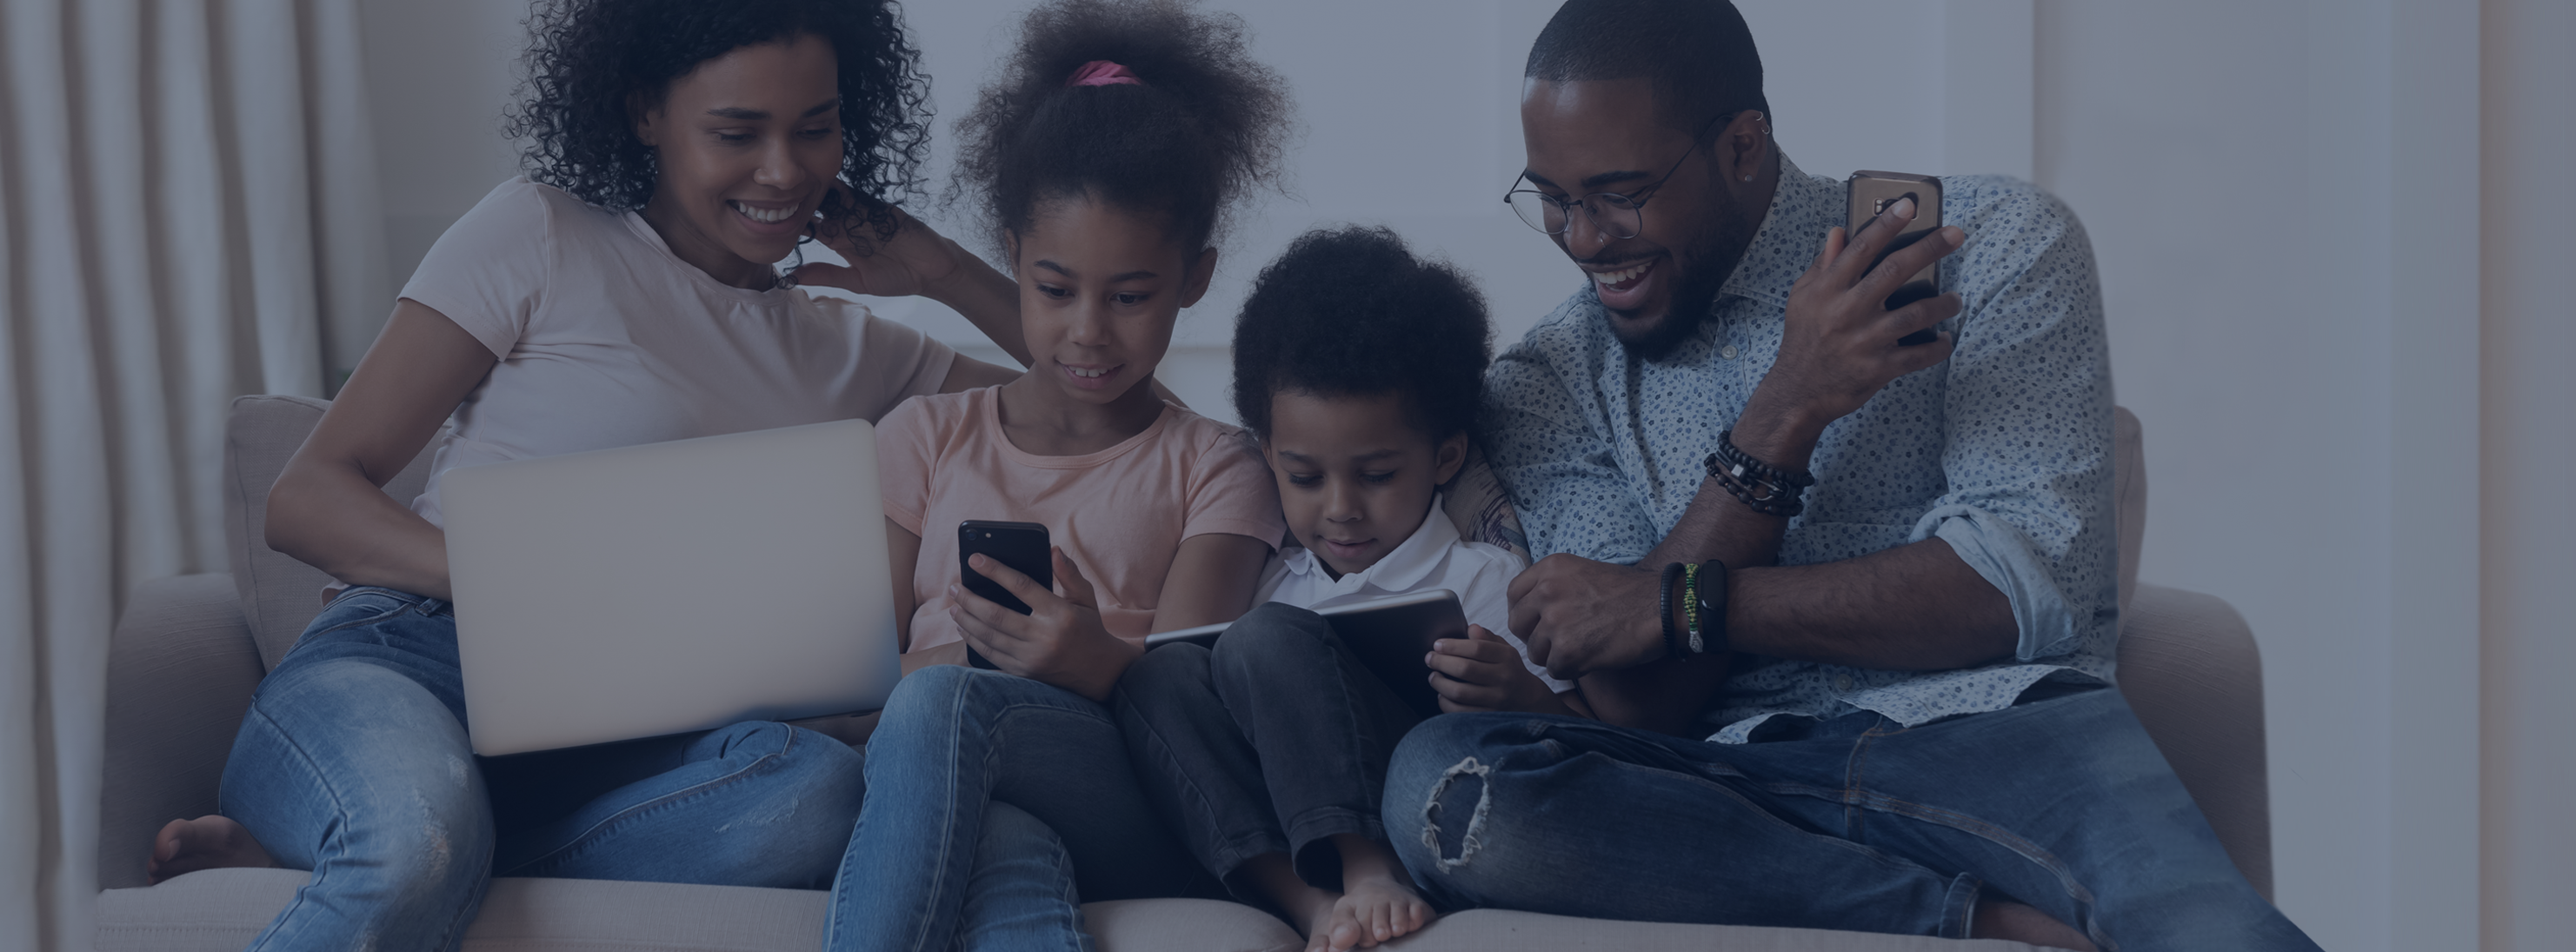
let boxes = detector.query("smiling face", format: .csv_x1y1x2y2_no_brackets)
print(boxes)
1264,389,1468,578
1010,195,1215,407
1519,77,1767,356
634,34,843,289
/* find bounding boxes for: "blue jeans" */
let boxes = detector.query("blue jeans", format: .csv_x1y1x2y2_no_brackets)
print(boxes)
1383,686,2320,952
218,587,869,952
827,664,1221,952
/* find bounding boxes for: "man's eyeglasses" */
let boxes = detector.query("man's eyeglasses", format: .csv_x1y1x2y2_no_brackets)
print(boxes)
1503,111,1744,240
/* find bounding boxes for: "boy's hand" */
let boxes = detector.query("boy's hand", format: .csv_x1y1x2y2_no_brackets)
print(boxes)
1427,626,1573,716
949,548,1142,702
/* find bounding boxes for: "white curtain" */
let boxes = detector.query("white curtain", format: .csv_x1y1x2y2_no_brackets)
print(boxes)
0,0,383,947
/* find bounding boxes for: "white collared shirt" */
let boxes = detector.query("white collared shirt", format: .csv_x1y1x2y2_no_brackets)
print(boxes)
1256,495,1574,694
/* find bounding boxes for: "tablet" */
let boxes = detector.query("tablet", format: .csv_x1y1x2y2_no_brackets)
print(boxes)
1145,589,1467,716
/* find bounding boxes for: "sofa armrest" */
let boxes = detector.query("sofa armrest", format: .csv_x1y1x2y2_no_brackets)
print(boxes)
97,573,266,890
2114,582,2272,901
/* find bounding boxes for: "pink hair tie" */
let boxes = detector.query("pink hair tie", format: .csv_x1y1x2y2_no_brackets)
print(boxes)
1066,60,1143,88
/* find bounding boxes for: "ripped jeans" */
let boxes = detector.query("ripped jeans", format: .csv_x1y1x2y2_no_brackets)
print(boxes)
1384,687,2320,952
218,587,869,952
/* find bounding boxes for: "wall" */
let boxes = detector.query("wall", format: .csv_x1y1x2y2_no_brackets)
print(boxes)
2476,1,2574,949
350,2,2568,949
352,0,527,382
2039,4,2416,948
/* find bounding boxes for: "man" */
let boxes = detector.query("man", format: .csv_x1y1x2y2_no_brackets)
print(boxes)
1386,3,2320,949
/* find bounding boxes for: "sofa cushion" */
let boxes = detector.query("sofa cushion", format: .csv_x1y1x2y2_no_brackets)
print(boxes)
1441,443,1531,562
97,869,1303,952
2111,406,2144,619
224,395,444,669
1384,909,2044,950
100,869,2049,951
2115,583,2272,900
96,574,266,890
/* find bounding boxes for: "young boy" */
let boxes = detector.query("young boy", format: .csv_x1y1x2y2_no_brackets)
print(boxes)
1117,226,1588,952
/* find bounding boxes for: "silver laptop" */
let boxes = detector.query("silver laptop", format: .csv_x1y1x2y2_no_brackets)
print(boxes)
441,418,902,756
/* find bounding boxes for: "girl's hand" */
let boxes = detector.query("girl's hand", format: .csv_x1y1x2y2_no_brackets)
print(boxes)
949,547,1142,702
1427,626,1574,716
791,184,964,300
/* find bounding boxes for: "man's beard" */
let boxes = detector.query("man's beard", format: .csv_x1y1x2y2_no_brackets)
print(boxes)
1608,194,1756,361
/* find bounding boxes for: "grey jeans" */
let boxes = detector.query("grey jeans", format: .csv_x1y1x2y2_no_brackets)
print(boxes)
1115,602,1424,896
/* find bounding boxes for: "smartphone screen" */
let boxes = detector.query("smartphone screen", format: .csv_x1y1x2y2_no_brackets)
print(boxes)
957,521,1052,669
1846,171,1944,345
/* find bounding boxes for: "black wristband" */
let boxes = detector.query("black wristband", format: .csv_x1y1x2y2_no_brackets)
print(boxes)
1692,560,1731,657
1705,429,1815,517
1658,561,1684,662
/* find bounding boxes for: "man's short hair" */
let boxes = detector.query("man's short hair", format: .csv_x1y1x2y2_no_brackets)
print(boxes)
1524,0,1768,139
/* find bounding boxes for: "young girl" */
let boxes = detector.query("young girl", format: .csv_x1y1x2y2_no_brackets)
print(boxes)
826,2,1291,949
146,1,1039,948
1120,227,1589,952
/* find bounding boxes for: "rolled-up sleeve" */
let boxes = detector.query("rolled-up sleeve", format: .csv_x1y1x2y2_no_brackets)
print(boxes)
1481,316,1660,566
1907,188,2119,662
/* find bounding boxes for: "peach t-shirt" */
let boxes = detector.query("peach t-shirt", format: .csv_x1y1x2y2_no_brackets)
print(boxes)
877,386,1287,651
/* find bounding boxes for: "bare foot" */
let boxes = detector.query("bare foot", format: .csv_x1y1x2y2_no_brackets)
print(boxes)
1320,833,1434,950
1299,894,1345,952
1236,851,1343,952
149,816,276,884
1972,897,2096,951
1322,874,1433,950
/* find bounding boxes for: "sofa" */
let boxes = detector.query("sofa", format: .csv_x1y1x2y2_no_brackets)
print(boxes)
95,396,2275,951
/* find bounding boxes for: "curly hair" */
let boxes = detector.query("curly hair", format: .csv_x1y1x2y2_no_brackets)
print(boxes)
504,0,932,249
950,0,1290,257
1231,226,1493,442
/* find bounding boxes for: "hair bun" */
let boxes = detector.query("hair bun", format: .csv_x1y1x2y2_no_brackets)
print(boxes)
1065,60,1144,87
950,0,1290,256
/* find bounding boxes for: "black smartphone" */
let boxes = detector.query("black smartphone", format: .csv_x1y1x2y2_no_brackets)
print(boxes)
957,520,1052,669
1846,170,1945,346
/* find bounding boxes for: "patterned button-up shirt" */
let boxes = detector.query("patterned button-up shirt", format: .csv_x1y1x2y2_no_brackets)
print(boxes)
1481,153,2118,743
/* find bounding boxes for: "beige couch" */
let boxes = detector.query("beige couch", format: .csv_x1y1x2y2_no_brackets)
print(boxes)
96,396,2274,951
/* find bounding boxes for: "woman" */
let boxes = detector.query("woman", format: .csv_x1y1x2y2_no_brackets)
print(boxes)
145,2,1023,949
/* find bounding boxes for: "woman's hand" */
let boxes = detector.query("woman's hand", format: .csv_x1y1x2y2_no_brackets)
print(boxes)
1426,626,1574,716
793,183,1035,368
949,547,1142,702
791,187,964,300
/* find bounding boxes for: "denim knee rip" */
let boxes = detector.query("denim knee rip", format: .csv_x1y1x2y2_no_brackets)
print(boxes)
1419,757,1493,872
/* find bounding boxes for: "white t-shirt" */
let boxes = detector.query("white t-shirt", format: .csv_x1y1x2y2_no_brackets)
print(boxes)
1255,495,1574,694
400,177,956,526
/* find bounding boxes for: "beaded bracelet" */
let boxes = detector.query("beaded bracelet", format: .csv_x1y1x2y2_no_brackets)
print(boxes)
1681,562,1702,657
1704,429,1816,517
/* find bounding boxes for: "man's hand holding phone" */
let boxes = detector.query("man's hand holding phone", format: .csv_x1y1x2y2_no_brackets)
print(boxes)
1735,199,1967,465
949,548,1141,703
